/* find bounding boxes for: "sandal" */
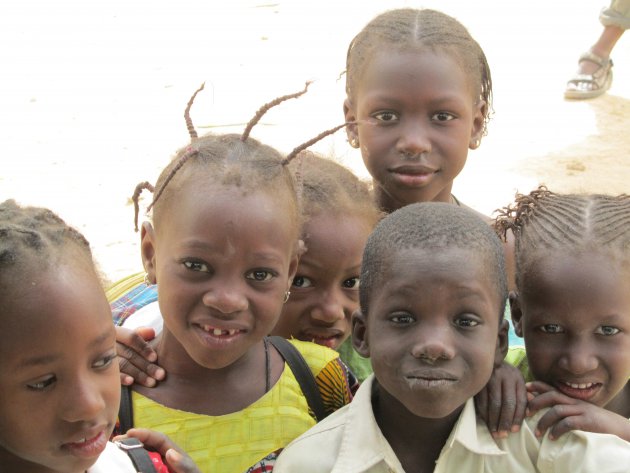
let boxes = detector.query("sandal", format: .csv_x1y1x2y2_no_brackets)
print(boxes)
565,51,613,100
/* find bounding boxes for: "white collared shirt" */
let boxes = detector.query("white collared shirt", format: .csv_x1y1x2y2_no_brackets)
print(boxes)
275,374,630,473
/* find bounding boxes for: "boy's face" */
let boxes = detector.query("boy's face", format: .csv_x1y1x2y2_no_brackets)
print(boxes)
513,252,630,407
272,213,371,350
0,263,119,473
353,247,506,419
142,185,299,370
343,48,485,212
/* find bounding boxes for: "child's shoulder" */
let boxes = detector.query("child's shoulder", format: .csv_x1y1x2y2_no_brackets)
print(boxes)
287,338,340,371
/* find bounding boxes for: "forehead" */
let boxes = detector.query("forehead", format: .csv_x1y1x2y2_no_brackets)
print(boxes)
354,47,475,102
377,247,499,304
303,213,371,256
0,264,114,365
520,251,630,310
156,184,298,251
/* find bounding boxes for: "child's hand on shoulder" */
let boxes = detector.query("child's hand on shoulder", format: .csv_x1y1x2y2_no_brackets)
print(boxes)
116,326,165,387
526,381,630,442
114,428,200,473
475,361,527,439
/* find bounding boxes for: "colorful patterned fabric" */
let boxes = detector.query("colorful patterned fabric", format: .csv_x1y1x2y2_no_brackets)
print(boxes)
106,272,158,326
129,339,353,473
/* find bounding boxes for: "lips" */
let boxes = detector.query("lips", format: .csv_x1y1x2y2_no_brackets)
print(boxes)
390,165,438,187
199,325,244,337
61,430,108,459
404,369,458,389
301,330,345,349
555,380,602,401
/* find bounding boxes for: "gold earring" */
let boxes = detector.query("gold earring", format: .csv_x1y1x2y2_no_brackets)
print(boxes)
283,291,291,303
349,137,359,149
144,273,153,286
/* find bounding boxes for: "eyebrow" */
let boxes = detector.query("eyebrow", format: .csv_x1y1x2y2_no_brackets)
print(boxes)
16,327,114,369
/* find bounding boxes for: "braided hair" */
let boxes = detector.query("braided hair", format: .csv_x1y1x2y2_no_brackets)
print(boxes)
494,186,630,290
132,83,349,233
0,200,95,291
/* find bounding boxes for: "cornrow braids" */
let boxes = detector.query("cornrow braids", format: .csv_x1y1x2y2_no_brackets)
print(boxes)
346,8,493,134
494,186,630,289
0,200,94,287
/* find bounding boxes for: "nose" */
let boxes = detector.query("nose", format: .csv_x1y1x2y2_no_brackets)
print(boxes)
61,375,106,423
410,322,455,362
558,339,598,375
310,289,346,325
202,282,249,314
396,118,431,158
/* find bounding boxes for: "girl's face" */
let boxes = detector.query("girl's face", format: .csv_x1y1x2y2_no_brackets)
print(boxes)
513,252,630,408
271,213,371,350
0,263,119,473
344,48,486,212
142,185,299,370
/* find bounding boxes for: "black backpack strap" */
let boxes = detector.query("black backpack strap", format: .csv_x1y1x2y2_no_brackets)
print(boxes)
118,385,134,434
267,336,327,421
114,438,158,472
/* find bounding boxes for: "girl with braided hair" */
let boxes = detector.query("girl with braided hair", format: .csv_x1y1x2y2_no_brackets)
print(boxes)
495,186,630,442
0,200,200,473
111,84,356,472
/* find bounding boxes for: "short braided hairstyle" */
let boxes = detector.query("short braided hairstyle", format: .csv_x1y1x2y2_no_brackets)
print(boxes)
360,202,507,316
0,200,95,291
289,151,382,231
132,83,349,235
345,8,492,134
494,186,630,290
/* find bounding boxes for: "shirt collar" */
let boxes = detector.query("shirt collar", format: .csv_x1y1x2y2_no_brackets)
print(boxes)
332,375,504,472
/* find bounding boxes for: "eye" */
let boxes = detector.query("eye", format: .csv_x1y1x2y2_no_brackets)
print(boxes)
390,313,414,324
373,111,398,123
342,277,360,289
183,260,209,273
596,325,620,336
246,270,274,282
454,315,479,328
539,324,564,334
27,375,56,391
292,276,312,288
93,352,117,369
432,111,455,122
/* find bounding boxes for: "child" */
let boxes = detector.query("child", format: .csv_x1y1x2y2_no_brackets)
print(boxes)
115,84,355,472
342,8,490,214
0,200,199,473
274,202,630,472
111,152,381,383
495,187,630,442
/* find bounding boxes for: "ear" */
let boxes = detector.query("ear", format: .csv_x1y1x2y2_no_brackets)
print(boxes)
494,319,509,367
468,99,487,150
351,309,370,357
140,221,158,284
509,290,524,337
343,98,359,149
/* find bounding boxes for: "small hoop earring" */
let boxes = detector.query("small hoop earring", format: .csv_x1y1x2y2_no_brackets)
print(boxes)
283,291,291,303
144,274,153,286
349,137,359,149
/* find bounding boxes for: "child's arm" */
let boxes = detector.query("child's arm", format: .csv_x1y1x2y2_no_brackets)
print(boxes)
116,326,165,387
475,361,527,438
526,380,630,442
114,428,200,473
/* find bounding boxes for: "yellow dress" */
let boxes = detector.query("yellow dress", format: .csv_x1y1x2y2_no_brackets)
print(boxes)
131,339,351,473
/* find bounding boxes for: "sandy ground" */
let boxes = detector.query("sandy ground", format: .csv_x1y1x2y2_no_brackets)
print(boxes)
2,0,629,284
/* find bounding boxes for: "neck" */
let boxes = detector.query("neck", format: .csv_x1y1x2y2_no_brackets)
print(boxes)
371,381,462,472
373,182,455,214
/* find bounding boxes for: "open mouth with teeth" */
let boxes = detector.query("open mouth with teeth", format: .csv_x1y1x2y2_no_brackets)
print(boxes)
198,324,244,337
556,381,602,401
